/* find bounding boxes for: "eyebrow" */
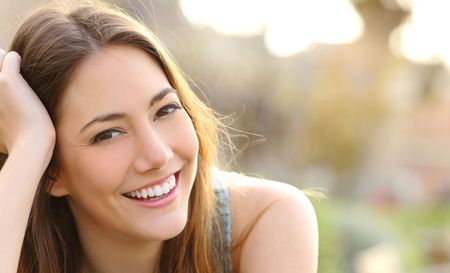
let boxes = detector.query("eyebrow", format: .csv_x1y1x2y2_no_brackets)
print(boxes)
79,87,177,134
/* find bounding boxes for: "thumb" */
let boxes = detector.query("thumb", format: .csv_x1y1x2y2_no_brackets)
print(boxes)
1,51,22,75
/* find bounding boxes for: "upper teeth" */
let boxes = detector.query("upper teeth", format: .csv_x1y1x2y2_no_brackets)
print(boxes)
126,175,176,199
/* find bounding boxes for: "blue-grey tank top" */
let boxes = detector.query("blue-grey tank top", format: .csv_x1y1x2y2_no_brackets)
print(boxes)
214,173,233,273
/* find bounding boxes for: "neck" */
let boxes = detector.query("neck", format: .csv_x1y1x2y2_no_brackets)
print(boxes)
76,223,163,273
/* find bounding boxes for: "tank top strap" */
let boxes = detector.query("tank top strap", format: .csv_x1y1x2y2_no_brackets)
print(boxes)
213,169,233,273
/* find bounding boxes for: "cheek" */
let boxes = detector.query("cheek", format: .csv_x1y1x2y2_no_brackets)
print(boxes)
169,111,199,160
58,142,133,195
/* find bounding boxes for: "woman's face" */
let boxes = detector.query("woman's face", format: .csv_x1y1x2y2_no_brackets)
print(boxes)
51,45,199,243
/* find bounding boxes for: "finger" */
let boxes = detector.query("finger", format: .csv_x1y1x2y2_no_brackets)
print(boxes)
0,49,6,72
2,51,21,75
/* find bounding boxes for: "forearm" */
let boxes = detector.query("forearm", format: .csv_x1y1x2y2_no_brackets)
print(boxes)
0,138,54,273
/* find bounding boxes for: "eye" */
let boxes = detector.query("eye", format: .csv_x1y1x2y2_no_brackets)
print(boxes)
155,103,182,119
91,129,124,144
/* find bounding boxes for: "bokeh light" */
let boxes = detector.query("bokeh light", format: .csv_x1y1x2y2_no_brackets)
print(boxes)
179,0,365,57
390,0,450,69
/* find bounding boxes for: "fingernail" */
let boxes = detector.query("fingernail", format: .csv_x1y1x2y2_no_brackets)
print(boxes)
0,48,5,54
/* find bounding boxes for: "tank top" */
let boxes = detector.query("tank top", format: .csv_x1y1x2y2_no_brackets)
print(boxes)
214,171,233,273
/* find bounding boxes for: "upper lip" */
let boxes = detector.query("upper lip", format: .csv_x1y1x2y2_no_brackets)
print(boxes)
123,171,179,194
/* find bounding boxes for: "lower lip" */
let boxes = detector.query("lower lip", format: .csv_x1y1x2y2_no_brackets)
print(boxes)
126,175,179,208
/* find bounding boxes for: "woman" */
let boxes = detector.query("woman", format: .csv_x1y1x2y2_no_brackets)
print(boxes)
0,1,318,273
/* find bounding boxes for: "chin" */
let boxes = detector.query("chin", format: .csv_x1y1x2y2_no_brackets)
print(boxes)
133,209,190,241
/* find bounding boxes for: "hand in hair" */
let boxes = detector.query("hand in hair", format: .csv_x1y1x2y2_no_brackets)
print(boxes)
0,49,55,273
0,50,55,155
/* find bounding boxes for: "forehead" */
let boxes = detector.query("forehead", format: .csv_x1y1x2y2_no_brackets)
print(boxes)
57,45,171,124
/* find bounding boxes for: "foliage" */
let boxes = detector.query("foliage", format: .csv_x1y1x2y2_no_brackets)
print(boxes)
313,198,450,273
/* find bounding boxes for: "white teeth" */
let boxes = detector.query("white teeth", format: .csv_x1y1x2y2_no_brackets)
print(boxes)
169,178,175,189
126,174,177,199
147,188,155,197
162,182,170,194
154,185,163,196
141,189,148,198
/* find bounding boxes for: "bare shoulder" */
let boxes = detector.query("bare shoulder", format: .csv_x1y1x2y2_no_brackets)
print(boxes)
215,169,318,273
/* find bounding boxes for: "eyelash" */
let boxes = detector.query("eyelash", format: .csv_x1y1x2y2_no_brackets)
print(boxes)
91,128,123,144
155,103,182,119
90,103,182,144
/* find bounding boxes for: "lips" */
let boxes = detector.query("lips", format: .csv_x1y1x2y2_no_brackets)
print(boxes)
123,172,178,201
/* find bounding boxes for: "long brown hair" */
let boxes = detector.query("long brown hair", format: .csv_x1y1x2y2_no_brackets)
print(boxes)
7,1,226,272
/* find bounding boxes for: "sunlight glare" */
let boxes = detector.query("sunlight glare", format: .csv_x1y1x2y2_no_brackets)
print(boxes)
314,0,364,44
179,0,364,57
263,0,364,57
179,0,266,36
389,0,450,67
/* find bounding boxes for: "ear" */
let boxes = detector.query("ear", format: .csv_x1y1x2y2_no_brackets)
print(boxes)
47,174,70,197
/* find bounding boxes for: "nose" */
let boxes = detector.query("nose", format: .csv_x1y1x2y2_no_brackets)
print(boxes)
133,127,173,173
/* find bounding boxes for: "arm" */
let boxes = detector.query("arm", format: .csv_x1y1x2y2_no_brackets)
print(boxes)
0,50,55,273
228,173,318,273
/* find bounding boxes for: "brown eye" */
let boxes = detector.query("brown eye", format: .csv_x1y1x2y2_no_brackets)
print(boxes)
91,129,123,144
155,103,181,119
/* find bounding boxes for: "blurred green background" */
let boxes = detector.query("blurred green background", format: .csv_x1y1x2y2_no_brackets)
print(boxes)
2,0,450,272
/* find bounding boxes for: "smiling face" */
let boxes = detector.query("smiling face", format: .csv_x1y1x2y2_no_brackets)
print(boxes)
50,45,199,244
